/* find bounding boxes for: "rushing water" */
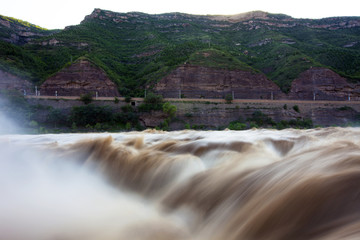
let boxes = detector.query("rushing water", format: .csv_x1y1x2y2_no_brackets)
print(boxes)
1,128,360,240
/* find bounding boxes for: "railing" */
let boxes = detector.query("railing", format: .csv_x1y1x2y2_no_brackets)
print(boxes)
6,88,360,102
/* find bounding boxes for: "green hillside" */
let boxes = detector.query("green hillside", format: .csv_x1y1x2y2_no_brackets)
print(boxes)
1,9,360,95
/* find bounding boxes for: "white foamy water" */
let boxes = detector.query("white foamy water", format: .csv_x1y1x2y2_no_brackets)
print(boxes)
2,128,360,240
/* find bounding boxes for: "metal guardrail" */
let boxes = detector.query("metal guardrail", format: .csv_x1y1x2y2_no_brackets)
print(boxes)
8,88,360,102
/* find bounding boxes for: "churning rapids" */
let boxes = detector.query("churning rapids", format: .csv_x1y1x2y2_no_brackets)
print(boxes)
1,128,360,240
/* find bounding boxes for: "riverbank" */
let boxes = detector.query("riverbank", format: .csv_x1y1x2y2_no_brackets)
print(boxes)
24,96,360,131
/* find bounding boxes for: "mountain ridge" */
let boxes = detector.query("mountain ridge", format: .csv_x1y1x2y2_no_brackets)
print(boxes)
0,8,360,96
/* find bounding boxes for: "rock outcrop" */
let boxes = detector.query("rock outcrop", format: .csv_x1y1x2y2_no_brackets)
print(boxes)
289,68,360,101
40,59,120,97
154,65,285,99
0,70,32,93
0,16,53,45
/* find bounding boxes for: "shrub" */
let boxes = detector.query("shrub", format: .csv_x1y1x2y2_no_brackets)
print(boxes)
138,93,164,112
293,105,300,113
228,121,247,130
114,97,120,104
163,102,177,118
113,112,139,126
80,93,93,105
69,104,113,127
185,112,193,118
247,111,275,126
94,123,102,131
46,109,68,128
121,105,133,113
124,96,132,103
225,94,233,104
144,92,163,105
337,106,353,111
125,122,132,130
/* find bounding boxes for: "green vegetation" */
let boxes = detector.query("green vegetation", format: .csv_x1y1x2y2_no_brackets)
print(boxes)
159,102,177,130
138,92,164,111
293,105,300,113
124,96,132,103
225,94,233,104
163,102,177,118
228,121,247,130
0,15,48,31
80,93,93,105
227,110,313,130
1,10,360,96
188,49,254,71
337,106,354,111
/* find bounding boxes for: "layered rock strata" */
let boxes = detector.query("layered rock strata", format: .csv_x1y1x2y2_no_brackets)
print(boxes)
289,68,360,101
154,65,285,100
40,59,120,97
0,70,32,93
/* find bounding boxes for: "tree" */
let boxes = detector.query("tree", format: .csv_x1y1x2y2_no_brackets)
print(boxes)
163,102,177,118
225,94,233,104
80,93,93,105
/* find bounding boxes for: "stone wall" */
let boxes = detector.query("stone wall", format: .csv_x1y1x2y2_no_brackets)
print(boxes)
26,98,360,129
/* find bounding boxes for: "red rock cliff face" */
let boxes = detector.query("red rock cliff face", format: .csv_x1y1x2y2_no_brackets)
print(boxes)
154,65,285,99
0,70,32,93
40,59,120,97
289,68,360,100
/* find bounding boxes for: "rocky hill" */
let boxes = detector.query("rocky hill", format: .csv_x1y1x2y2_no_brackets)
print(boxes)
0,69,32,93
0,15,55,45
155,65,285,99
289,68,360,101
40,58,120,97
0,9,360,98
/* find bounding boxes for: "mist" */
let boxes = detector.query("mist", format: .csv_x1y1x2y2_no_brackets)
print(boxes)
0,139,188,240
2,126,360,239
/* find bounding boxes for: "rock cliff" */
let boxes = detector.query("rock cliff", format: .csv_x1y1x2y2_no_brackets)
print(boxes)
0,70,32,93
289,68,360,101
0,15,53,45
154,65,285,99
40,59,120,97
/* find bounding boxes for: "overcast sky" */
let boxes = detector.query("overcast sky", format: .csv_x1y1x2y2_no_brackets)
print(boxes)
2,0,360,29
